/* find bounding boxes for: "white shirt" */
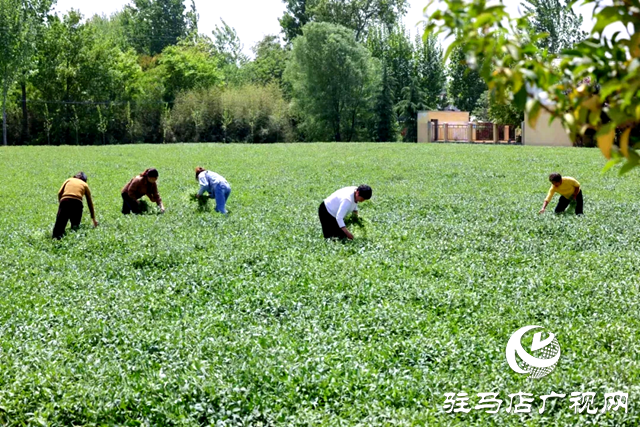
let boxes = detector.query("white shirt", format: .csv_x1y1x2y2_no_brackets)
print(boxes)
324,186,359,228
197,171,229,196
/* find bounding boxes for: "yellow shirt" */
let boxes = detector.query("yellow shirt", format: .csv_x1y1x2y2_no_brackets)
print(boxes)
545,177,580,203
58,178,95,219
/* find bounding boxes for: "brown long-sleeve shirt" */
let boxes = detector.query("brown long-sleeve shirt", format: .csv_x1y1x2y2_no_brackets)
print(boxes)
58,178,96,219
122,175,162,205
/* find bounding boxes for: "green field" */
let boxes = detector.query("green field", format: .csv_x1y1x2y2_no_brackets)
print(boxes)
0,143,638,425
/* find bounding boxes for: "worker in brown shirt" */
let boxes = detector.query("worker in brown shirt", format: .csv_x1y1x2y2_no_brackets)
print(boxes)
53,172,98,239
121,168,165,214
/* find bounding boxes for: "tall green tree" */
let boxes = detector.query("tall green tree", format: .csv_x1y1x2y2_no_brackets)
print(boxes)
285,22,378,141
374,64,397,141
212,19,247,67
0,0,53,145
447,45,487,112
248,35,289,87
185,0,198,38
31,11,143,144
159,40,224,103
396,77,426,142
415,33,446,110
212,19,248,85
280,0,408,43
521,0,588,54
366,25,413,106
472,90,524,124
385,26,414,106
123,0,189,55
279,0,311,43
366,25,446,140
313,0,409,41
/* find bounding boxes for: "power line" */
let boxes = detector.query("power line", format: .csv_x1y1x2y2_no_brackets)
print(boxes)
24,99,170,106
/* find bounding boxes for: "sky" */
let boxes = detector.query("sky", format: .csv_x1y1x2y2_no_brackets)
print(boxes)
53,0,600,56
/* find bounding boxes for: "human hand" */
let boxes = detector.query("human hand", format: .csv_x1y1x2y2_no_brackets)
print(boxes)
92,219,99,227
538,208,545,214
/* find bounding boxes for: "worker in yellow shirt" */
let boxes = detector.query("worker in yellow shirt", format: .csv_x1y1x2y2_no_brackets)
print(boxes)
53,172,98,239
539,173,583,215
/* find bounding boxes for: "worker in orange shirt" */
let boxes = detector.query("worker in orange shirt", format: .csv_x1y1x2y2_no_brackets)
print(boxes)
53,172,98,239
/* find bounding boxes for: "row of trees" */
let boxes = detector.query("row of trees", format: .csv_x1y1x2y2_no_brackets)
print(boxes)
0,0,586,145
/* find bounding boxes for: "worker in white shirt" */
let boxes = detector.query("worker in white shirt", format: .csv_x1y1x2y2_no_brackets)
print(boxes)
195,167,231,214
319,185,372,240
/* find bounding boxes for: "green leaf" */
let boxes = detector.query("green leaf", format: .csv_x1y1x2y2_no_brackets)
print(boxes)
593,6,623,34
619,158,639,175
475,13,495,28
602,157,621,174
526,99,541,128
513,86,527,110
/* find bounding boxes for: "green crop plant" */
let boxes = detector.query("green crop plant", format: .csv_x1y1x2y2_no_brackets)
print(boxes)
0,143,638,425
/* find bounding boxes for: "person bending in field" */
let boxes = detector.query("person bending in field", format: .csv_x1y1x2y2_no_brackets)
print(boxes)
539,173,583,215
121,168,165,214
195,167,231,214
319,185,372,240
53,172,98,239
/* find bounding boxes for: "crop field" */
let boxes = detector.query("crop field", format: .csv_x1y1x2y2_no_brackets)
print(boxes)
0,143,639,426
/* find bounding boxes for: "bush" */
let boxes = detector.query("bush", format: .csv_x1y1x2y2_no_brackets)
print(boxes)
171,84,292,143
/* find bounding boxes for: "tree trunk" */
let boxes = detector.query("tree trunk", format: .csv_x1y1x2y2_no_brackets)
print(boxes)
2,108,6,146
65,62,71,145
348,94,363,142
348,109,358,142
2,82,7,146
21,79,28,143
334,104,342,142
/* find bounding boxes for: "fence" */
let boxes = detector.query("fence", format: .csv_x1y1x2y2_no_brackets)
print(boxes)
425,122,520,144
475,123,494,142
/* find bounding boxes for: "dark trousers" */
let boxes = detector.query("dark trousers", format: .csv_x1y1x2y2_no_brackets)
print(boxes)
555,190,584,215
121,192,140,215
319,202,346,239
52,198,83,239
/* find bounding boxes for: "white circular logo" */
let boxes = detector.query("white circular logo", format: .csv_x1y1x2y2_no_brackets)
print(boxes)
505,325,560,379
